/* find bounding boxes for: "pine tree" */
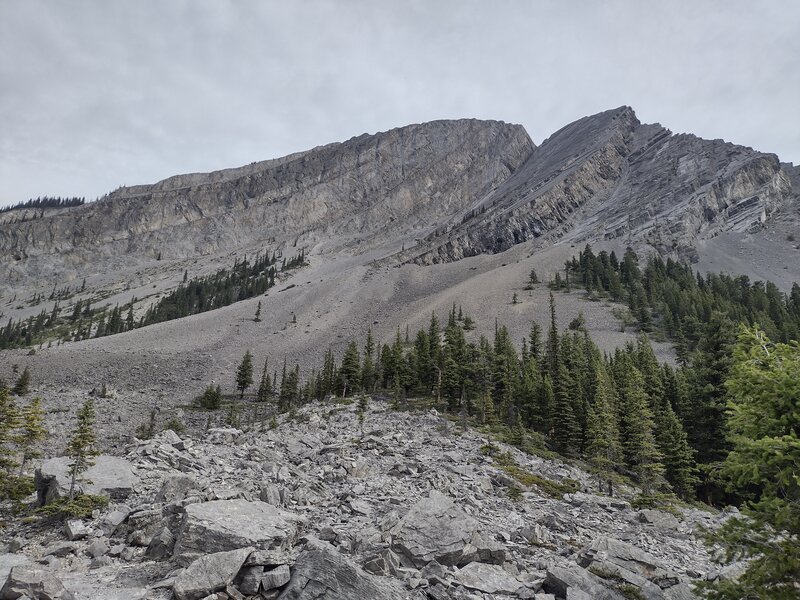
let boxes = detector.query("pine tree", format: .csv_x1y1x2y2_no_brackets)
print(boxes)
254,301,262,322
256,358,272,403
652,394,697,498
618,368,664,495
67,398,98,499
12,366,30,396
700,327,800,599
551,360,580,456
357,394,369,435
236,350,254,397
339,340,361,396
585,363,621,494
361,328,376,391
15,397,47,475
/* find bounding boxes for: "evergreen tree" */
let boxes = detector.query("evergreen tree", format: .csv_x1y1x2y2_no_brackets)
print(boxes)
618,368,664,494
254,301,262,322
361,328,376,391
551,360,580,456
585,364,621,494
66,398,98,499
339,340,361,396
701,327,800,599
256,358,272,403
15,397,47,475
236,350,254,397
653,394,697,498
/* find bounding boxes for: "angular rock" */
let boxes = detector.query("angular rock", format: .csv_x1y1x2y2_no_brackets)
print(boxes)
261,564,291,590
455,562,521,594
543,566,625,600
64,520,90,541
235,565,263,595
0,565,75,600
577,536,681,589
637,509,680,530
157,474,198,503
174,500,305,561
276,539,407,599
98,505,132,535
390,490,479,567
145,527,175,560
172,547,253,600
36,456,138,504
85,538,109,558
0,555,30,587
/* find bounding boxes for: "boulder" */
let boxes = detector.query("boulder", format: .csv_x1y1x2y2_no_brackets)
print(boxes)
455,562,521,594
0,565,75,600
174,500,305,561
276,539,407,600
36,456,138,504
544,566,624,600
235,566,264,595
157,474,198,503
0,555,29,587
390,490,479,567
172,547,253,600
64,520,90,541
145,527,175,560
577,536,681,589
261,564,291,590
637,509,680,530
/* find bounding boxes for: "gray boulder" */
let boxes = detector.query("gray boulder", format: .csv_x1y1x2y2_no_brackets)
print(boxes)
261,564,291,590
390,490,479,567
637,509,680,530
0,565,75,600
277,539,409,600
172,547,253,600
145,527,175,560
174,500,305,562
577,536,682,590
543,566,625,600
36,456,138,504
455,562,521,594
156,474,198,503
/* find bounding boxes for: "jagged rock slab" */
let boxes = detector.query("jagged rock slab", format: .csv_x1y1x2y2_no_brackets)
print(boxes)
277,539,411,600
36,455,138,504
0,565,75,600
173,547,253,600
544,565,625,600
390,490,479,567
174,500,305,560
577,536,682,589
454,562,522,594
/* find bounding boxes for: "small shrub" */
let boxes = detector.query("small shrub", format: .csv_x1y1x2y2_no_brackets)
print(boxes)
34,494,109,520
163,417,185,435
195,385,222,410
0,476,35,514
507,484,523,502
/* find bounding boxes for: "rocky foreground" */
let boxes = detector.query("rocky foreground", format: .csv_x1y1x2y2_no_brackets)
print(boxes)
0,400,736,600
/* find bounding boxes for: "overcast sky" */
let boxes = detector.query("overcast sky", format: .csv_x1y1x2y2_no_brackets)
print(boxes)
1,0,798,207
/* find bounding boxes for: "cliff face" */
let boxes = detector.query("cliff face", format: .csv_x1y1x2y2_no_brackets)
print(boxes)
2,107,797,290
410,107,797,264
0,119,534,284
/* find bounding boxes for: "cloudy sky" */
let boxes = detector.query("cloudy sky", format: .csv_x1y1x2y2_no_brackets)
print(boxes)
1,0,798,207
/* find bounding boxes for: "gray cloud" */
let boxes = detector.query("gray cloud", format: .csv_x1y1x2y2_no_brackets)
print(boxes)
1,0,798,207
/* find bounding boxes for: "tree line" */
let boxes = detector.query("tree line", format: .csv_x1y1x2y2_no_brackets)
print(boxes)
0,249,307,350
0,196,85,216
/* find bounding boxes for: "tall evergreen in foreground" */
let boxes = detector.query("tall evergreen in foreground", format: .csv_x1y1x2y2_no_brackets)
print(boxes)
236,351,254,398
700,327,800,600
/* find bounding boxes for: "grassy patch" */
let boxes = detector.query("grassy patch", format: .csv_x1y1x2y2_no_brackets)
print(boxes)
485,447,579,499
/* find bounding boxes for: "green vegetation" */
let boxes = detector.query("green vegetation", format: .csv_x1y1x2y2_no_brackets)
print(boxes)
66,398,98,500
34,494,109,520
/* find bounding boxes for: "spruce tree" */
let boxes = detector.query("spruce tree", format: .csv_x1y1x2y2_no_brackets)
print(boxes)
67,398,98,499
236,350,254,397
339,340,361,396
618,368,664,495
361,328,376,391
15,397,47,475
585,363,621,494
254,301,262,322
551,360,580,456
700,327,800,599
256,358,272,403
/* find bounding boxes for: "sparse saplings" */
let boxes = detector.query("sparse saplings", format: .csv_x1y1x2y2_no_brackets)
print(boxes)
15,397,47,475
0,388,19,473
12,367,30,396
67,398,98,500
236,350,254,398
